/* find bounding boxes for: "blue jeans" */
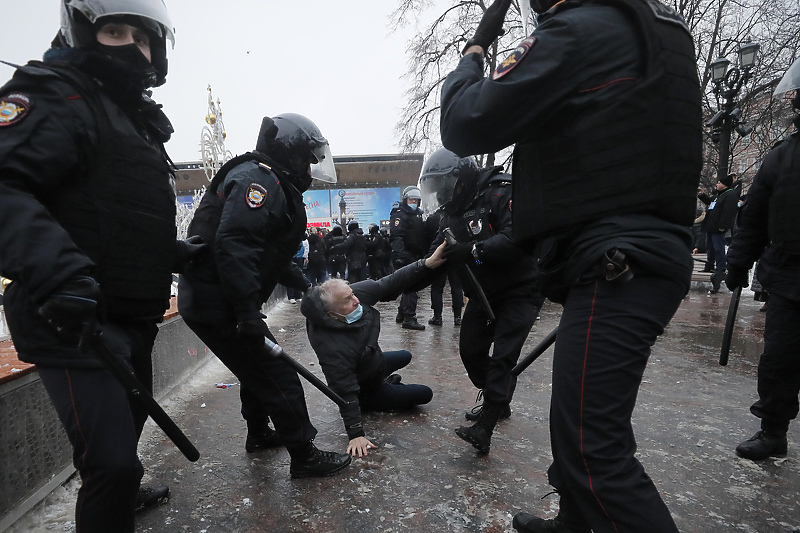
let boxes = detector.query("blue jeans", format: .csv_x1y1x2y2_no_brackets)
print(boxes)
360,350,433,411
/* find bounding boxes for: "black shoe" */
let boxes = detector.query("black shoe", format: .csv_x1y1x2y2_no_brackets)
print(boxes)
402,317,425,330
512,512,590,533
395,311,404,323
428,315,443,326
735,430,788,460
465,402,512,421
135,484,169,512
289,444,351,478
385,373,402,385
455,424,492,454
454,316,462,326
245,426,282,452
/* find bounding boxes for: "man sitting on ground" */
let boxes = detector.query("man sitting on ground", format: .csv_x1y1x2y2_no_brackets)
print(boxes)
300,242,446,456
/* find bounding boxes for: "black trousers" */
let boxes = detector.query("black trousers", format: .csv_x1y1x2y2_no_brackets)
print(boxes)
37,321,158,533
547,274,684,533
184,319,317,447
751,292,800,431
430,268,464,318
459,293,538,404
398,290,419,318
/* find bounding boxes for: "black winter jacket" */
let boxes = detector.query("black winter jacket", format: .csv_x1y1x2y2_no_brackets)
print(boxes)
301,260,437,439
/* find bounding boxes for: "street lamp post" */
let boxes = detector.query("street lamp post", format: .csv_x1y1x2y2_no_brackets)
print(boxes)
707,40,760,182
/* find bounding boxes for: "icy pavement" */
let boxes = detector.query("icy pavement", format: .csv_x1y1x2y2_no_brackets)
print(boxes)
6,287,800,533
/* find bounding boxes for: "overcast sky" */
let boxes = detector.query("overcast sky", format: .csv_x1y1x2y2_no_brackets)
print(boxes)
1,0,434,162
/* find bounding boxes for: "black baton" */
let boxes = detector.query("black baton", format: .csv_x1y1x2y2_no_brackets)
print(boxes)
442,228,495,322
719,286,742,366
262,337,352,409
87,330,200,462
512,326,558,376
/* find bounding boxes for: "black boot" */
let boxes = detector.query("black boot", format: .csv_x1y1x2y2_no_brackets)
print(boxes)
288,441,351,478
135,483,169,512
455,400,505,454
454,315,462,326
245,424,282,452
395,310,404,323
513,491,590,533
465,390,512,421
402,316,425,330
428,315,443,326
735,429,788,460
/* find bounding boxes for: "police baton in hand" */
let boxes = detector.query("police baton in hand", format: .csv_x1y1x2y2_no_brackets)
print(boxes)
85,330,200,462
261,337,352,409
719,286,742,366
442,228,496,322
512,326,558,376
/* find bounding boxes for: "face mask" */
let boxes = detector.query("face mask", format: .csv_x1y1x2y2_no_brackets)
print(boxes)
94,42,159,88
408,203,418,210
336,304,363,324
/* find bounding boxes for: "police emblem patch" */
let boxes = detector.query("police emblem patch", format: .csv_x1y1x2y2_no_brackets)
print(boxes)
246,183,268,208
493,37,537,80
0,93,32,127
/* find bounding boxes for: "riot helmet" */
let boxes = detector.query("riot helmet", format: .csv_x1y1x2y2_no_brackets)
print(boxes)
418,148,479,216
255,113,337,192
368,223,379,235
59,0,174,87
774,56,800,113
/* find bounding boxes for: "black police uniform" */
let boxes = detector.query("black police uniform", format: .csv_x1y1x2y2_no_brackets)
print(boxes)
425,210,464,324
365,226,389,280
326,226,347,279
390,203,428,322
0,49,177,531
334,224,368,283
430,169,541,406
178,152,317,449
440,1,701,531
726,132,800,446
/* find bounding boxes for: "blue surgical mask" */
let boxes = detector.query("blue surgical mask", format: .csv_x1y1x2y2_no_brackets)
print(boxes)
338,304,363,324
408,203,418,210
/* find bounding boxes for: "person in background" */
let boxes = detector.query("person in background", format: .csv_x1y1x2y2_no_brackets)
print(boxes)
306,230,328,286
725,62,800,462
698,172,740,293
390,186,428,330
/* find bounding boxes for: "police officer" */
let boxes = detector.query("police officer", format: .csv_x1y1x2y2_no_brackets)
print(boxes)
390,186,428,330
327,225,348,279
0,1,203,530
725,60,800,462
425,149,542,454
365,223,388,280
419,149,465,326
440,0,701,531
177,113,351,478
337,221,368,283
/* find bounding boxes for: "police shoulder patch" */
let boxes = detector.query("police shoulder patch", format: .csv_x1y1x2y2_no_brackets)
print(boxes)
246,183,268,208
493,37,537,80
0,93,33,127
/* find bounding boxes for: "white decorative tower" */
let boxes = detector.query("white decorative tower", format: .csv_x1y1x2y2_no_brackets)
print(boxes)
200,85,233,181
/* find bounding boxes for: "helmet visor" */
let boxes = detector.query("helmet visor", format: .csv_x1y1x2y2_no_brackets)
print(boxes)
66,0,175,46
419,174,458,216
310,143,337,183
774,56,800,98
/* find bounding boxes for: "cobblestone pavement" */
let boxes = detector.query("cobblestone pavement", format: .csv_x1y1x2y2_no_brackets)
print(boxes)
11,284,800,533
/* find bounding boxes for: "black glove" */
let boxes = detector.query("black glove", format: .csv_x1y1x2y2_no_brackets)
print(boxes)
173,235,208,273
38,276,105,350
442,242,474,265
464,0,512,53
236,318,269,341
725,268,749,291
